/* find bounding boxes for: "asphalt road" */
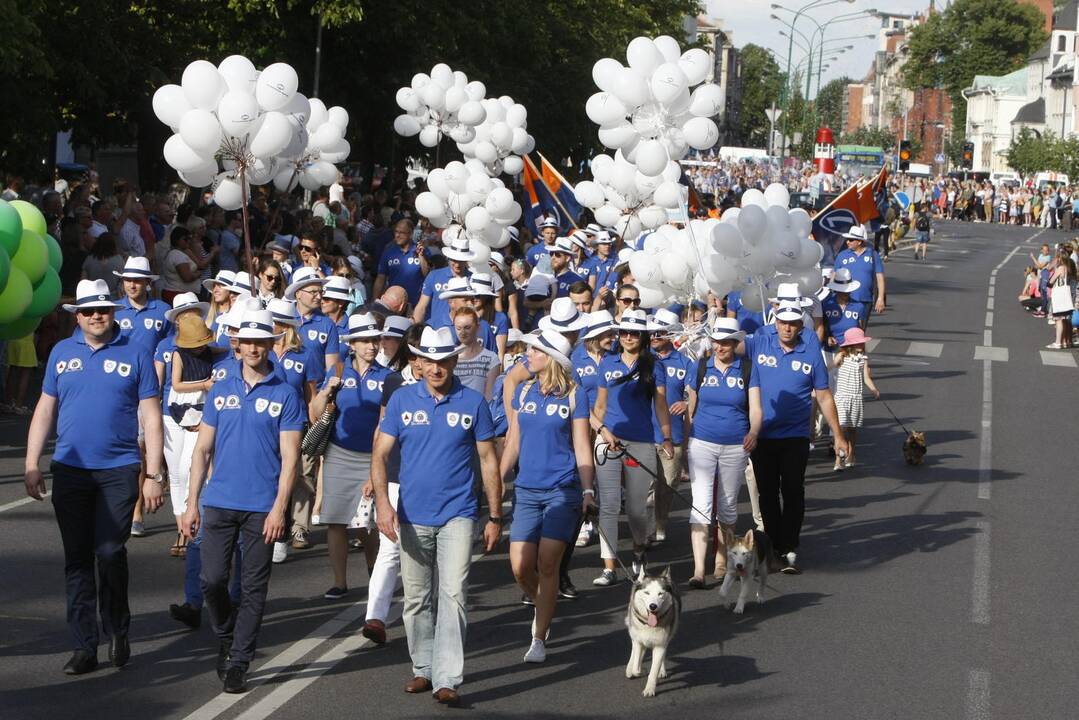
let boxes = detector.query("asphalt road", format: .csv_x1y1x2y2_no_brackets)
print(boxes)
1,219,1076,719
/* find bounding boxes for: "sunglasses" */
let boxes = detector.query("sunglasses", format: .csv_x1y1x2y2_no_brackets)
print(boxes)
618,329,642,336
618,297,641,306
262,273,279,281
299,245,318,253
299,287,322,296
77,308,110,317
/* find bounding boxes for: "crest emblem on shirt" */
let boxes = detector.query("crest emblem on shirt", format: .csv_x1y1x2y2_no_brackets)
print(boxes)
307,330,318,341
283,359,294,370
412,410,430,425
117,362,131,377
706,375,720,387
162,351,173,362
318,332,328,344
143,318,154,330
104,359,117,374
255,398,269,413
225,395,240,409
545,404,558,416
578,365,596,377
214,396,225,410
119,318,133,329
268,401,282,417
343,377,357,388
68,358,83,372
447,412,460,427
791,360,802,372
726,376,737,388
56,360,67,374
558,405,570,419
801,363,812,375
212,367,227,381
366,379,379,391
522,401,537,414
675,368,686,380
604,370,624,382
758,354,777,368
401,411,412,425
461,414,473,429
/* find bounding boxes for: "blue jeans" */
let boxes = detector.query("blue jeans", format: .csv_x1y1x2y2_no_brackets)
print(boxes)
398,517,475,691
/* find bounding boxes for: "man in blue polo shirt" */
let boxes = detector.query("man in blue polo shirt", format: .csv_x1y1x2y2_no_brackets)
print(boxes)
745,303,848,574
413,237,476,329
371,326,502,707
647,309,693,541
584,231,619,293
24,278,165,676
548,236,586,298
374,219,430,305
526,215,559,267
286,267,340,373
113,256,171,353
182,307,305,694
833,225,886,319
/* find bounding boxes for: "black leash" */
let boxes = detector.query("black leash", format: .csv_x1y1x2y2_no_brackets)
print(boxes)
594,442,716,528
878,397,913,435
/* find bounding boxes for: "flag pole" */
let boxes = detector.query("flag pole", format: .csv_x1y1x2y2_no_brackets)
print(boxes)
533,153,580,230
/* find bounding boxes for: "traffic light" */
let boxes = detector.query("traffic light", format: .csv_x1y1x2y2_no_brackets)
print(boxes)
962,141,974,169
899,140,912,171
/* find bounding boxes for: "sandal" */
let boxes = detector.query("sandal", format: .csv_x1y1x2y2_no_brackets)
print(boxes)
688,576,706,590
169,533,187,558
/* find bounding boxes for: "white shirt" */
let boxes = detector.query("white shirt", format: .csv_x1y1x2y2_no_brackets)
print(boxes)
119,219,145,257
161,248,201,293
89,220,109,239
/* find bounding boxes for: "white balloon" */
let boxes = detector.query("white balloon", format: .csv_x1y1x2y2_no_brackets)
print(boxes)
610,160,638,197
483,98,506,124
465,80,486,101
419,125,441,148
650,63,688,105
765,204,791,234
653,181,683,210
635,171,663,199
447,191,477,217
430,63,455,89
308,160,338,186
218,55,257,94
213,172,246,210
485,187,515,216
721,207,741,224
182,61,225,111
764,183,791,209
683,116,719,150
586,92,628,127
465,206,491,232
590,154,614,185
310,122,343,151
164,134,211,173
416,191,446,218
256,63,298,111
282,92,311,127
272,167,299,192
506,104,528,129
502,155,524,176
327,106,349,133
653,35,682,64
710,222,744,258
597,123,637,150
688,84,724,118
177,160,218,188
299,169,323,191
469,236,494,261
443,86,466,114
246,156,278,185
789,208,813,239
394,114,422,137
774,231,801,263
592,57,624,92
627,36,664,77
247,112,290,157
493,202,522,225
458,100,486,126
740,287,766,313
465,172,492,203
737,204,767,245
741,188,767,209
153,84,192,128
794,238,824,268
396,87,421,113
629,251,662,286
217,91,260,138
307,99,329,131
679,48,712,86
490,122,513,150
421,82,446,111
639,205,669,230
660,253,691,288
179,109,222,156
411,72,431,91
444,162,470,193
612,67,651,110
320,138,350,164
595,204,623,227
633,139,667,177
637,284,668,309
471,141,495,164
427,169,450,198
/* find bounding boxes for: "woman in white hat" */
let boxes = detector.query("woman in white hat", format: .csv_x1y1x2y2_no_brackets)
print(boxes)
684,318,762,587
377,315,412,368
591,308,674,585
468,272,510,360
203,270,236,340
821,268,866,348
500,330,596,663
452,307,500,398
320,275,354,337
311,312,392,599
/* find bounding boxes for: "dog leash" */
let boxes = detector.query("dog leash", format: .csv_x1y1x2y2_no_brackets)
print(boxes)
877,397,913,435
594,442,716,528
584,504,636,580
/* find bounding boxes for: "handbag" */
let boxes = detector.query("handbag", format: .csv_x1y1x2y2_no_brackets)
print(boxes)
1050,277,1075,315
301,364,344,458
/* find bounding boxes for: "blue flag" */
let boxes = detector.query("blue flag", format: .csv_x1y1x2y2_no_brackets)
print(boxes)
520,154,581,233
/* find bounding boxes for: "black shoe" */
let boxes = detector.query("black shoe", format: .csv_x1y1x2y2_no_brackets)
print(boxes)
170,602,202,629
223,665,247,694
558,578,578,600
323,586,348,600
109,635,130,668
63,650,98,675
521,593,535,606
216,641,231,681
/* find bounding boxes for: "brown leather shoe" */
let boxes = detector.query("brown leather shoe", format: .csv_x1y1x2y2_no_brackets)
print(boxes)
361,619,386,645
404,676,431,694
434,687,461,707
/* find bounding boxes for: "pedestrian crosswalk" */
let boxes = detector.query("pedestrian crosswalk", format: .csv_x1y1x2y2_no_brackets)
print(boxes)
863,339,1077,368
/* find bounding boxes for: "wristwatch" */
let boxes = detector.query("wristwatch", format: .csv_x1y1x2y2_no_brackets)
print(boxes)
582,489,596,497
147,471,167,487
488,515,504,526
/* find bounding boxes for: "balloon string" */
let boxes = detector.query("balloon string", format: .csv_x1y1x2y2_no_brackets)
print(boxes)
679,194,708,295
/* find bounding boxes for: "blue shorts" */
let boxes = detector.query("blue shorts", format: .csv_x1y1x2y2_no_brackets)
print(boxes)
915,230,930,243
510,485,581,544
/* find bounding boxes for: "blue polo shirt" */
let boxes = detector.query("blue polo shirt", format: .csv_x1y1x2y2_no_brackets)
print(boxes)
526,242,553,268
277,347,324,398
298,310,341,368
598,354,665,443
554,270,585,298
200,370,306,512
154,336,177,414
572,345,603,410
377,242,428,304
420,266,470,329
116,296,171,353
653,350,693,444
511,381,589,491
746,331,828,440
822,296,868,345
834,247,883,304
328,362,392,452
43,328,159,470
380,378,495,526
688,356,757,445
727,291,765,334
584,254,618,291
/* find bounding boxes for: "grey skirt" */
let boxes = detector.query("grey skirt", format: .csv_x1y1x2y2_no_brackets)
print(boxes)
321,442,372,525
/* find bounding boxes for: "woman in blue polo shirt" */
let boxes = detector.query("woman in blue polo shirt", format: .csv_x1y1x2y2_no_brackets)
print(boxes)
591,309,674,586
685,318,762,587
313,312,392,599
821,269,866,348
500,330,596,664
268,298,324,406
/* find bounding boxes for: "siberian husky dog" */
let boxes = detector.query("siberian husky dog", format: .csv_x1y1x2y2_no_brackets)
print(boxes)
625,565,681,697
718,529,772,614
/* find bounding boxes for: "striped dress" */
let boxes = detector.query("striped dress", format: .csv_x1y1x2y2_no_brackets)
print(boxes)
834,353,867,428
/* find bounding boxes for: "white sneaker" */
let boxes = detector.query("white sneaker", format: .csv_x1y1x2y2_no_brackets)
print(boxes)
592,569,618,586
575,522,592,548
130,521,146,537
311,514,322,526
523,638,547,663
272,542,289,564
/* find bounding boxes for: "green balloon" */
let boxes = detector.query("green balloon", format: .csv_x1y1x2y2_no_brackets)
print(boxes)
0,266,32,323
10,199,46,238
0,246,9,291
44,231,63,272
12,229,48,284
0,200,20,257
0,315,41,341
25,267,61,318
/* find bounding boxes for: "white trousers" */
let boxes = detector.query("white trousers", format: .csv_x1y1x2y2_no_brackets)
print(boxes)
687,437,748,526
595,439,658,559
366,483,400,623
163,415,199,516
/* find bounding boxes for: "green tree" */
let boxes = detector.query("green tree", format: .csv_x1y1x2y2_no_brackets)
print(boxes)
735,44,785,149
815,76,852,134
1006,128,1056,178
903,0,1047,131
841,126,898,153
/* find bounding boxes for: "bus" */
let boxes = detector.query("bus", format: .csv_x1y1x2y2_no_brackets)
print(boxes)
835,144,886,180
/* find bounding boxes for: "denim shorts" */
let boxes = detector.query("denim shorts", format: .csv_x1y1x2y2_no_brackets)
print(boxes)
510,485,582,544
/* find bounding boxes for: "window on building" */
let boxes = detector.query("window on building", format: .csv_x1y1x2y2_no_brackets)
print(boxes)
1058,34,1066,52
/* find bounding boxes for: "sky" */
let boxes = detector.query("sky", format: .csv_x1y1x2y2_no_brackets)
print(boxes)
706,0,930,95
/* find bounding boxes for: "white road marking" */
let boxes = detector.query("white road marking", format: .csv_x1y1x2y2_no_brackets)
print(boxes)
0,493,50,513
866,338,880,353
967,668,990,720
973,346,1008,362
905,341,943,358
1040,350,1078,368
972,521,991,625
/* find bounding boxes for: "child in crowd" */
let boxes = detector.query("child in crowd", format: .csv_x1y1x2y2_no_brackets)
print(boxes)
1018,265,1042,312
832,327,879,471
2,332,38,415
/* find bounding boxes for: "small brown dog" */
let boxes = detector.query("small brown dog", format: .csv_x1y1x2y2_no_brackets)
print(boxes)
903,431,927,465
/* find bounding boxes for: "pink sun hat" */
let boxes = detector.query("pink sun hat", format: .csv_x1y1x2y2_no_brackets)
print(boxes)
840,327,872,347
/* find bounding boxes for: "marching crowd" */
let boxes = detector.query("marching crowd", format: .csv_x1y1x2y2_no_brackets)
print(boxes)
11,171,889,705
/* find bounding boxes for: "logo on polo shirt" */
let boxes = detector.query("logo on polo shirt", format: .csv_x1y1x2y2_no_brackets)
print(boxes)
576,365,596,377
666,366,686,380
461,414,473,429
143,318,162,331
604,370,624,382
117,362,131,377
412,410,430,425
307,330,318,341
212,367,228,381
401,411,413,425
55,360,67,374
162,351,173,362
366,379,381,391
792,360,802,372
791,360,812,375
214,396,225,410
521,401,537,414
757,354,778,368
447,412,460,427
104,359,117,374
283,358,304,373
705,375,720,387
225,395,240,409
318,332,328,344
68,358,84,372
557,405,569,419
255,398,269,413
545,404,558,416
801,363,812,375
119,318,133,329
268,402,282,417
343,377,357,388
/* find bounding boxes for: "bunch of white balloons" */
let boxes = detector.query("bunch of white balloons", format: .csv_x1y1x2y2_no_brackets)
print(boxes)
153,56,350,209
572,150,684,246
588,35,724,170
412,159,523,254
455,95,535,176
394,64,488,150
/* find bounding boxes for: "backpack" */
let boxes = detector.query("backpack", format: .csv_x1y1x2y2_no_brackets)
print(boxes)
691,354,752,418
916,214,930,231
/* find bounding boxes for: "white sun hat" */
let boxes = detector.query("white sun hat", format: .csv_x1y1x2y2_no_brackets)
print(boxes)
581,310,616,341
322,275,353,302
708,317,745,342
203,269,236,293
62,279,123,313
538,297,588,333
408,326,466,360
768,282,814,308
438,275,475,300
646,308,683,333
616,308,650,333
266,297,300,327
113,256,159,281
522,329,574,370
341,312,382,341
164,292,209,322
234,308,284,340
285,266,328,300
